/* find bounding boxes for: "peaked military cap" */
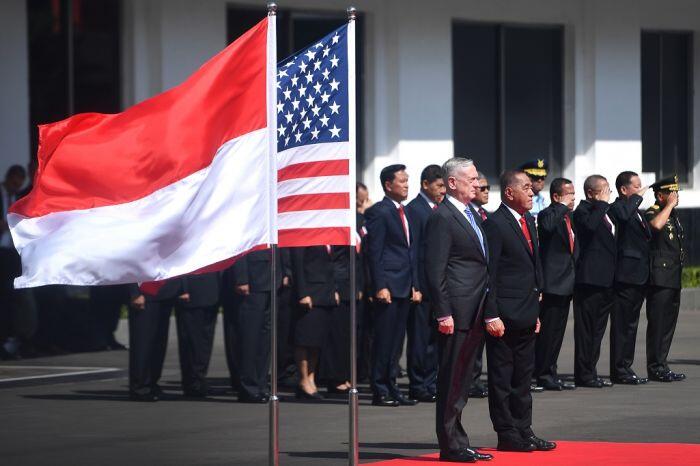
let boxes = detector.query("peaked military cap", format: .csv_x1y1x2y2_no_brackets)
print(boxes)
650,175,680,192
519,159,548,178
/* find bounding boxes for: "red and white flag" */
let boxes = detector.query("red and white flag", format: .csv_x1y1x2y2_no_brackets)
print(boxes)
9,17,277,288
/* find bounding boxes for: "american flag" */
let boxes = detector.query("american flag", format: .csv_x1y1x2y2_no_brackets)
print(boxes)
275,23,356,247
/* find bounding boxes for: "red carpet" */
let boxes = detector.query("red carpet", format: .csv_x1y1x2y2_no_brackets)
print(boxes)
370,441,700,465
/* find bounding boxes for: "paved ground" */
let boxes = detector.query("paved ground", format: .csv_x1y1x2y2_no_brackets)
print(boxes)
1,310,699,466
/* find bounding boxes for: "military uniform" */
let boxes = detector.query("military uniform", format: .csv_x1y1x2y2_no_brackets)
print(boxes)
644,176,686,382
519,159,550,219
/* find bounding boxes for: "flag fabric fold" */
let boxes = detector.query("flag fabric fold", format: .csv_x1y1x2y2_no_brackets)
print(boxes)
10,17,277,288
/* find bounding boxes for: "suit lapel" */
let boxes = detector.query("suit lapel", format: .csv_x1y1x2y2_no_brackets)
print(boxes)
384,197,408,246
445,200,486,260
501,205,533,258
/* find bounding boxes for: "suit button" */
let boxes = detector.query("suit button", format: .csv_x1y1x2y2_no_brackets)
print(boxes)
533,288,538,293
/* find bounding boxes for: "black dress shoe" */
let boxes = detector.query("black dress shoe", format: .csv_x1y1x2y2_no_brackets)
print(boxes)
670,371,686,381
539,380,563,391
578,379,603,388
530,384,544,393
410,392,437,402
372,395,399,407
295,387,323,401
239,392,269,403
559,381,576,390
439,449,477,463
392,393,418,406
468,385,488,398
525,435,556,451
598,378,614,387
649,371,675,382
612,375,646,385
129,391,158,402
464,448,493,461
497,438,536,452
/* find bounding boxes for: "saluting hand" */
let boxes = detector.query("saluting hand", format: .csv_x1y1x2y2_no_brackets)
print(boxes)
438,316,454,335
669,192,679,208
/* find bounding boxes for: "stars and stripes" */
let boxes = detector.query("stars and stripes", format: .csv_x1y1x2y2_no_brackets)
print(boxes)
276,24,356,247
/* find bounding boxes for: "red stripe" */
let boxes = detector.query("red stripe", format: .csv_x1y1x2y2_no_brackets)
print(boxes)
278,193,349,213
278,227,352,247
139,243,269,296
277,159,349,182
12,18,268,218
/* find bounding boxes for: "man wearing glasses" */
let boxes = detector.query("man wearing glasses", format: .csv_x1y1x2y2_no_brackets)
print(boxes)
519,159,549,219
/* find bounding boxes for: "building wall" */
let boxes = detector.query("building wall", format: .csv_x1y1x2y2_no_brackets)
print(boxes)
0,0,30,179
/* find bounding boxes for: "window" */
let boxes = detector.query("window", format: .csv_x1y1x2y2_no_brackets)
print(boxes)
642,31,693,184
452,22,563,180
227,5,365,172
27,0,121,154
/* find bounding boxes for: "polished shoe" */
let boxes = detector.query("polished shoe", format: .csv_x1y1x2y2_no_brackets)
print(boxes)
129,391,158,402
391,393,419,406
468,385,488,398
326,385,350,394
438,449,477,463
525,435,556,451
612,375,647,385
530,383,544,393
410,392,437,402
497,438,536,452
295,387,323,401
559,381,576,390
239,392,269,403
598,378,614,387
670,371,686,381
578,379,603,388
372,395,399,407
465,448,493,461
648,371,675,382
539,380,563,391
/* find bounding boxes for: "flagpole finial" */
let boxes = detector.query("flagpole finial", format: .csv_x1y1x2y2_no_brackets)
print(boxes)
267,2,277,15
347,6,357,21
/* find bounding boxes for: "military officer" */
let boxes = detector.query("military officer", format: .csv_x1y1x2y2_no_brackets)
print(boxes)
519,159,550,219
645,175,686,383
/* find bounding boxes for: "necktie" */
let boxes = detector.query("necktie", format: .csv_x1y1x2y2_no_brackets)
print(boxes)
478,207,487,221
397,205,409,244
564,214,575,254
432,204,438,211
464,208,486,257
519,215,534,254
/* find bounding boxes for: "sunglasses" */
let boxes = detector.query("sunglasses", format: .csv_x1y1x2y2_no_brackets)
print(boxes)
478,186,490,192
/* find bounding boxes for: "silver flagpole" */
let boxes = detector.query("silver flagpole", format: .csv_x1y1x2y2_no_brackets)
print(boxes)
267,4,279,466
347,7,360,466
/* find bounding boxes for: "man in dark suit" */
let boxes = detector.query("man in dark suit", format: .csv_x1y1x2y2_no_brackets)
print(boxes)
365,164,421,407
128,273,220,401
534,178,578,391
405,164,445,403
608,171,651,385
467,171,490,399
425,158,492,463
482,169,555,452
572,175,616,388
222,248,290,402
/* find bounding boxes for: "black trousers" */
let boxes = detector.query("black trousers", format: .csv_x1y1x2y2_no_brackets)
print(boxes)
611,283,646,379
573,285,614,383
175,304,218,393
128,300,172,395
534,293,572,384
486,325,536,441
407,301,438,396
235,292,271,397
646,286,681,376
0,248,21,343
322,300,352,383
89,285,128,348
371,297,409,397
222,295,239,390
436,325,483,453
470,341,485,389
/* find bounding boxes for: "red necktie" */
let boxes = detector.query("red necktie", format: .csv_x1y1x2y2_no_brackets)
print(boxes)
432,204,438,211
519,215,533,254
398,205,409,244
564,214,575,254
478,207,487,221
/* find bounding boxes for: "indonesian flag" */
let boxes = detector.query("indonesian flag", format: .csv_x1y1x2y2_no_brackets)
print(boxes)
9,17,278,288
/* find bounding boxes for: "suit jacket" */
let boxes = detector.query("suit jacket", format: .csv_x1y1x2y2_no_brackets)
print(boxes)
225,248,290,294
538,202,579,296
364,197,419,298
483,204,543,330
424,199,489,330
331,244,363,302
405,194,435,301
608,194,650,285
290,246,337,307
573,199,617,287
140,273,220,308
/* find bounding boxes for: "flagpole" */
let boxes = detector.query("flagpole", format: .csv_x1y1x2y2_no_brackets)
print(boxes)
347,7,360,466
267,4,279,466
